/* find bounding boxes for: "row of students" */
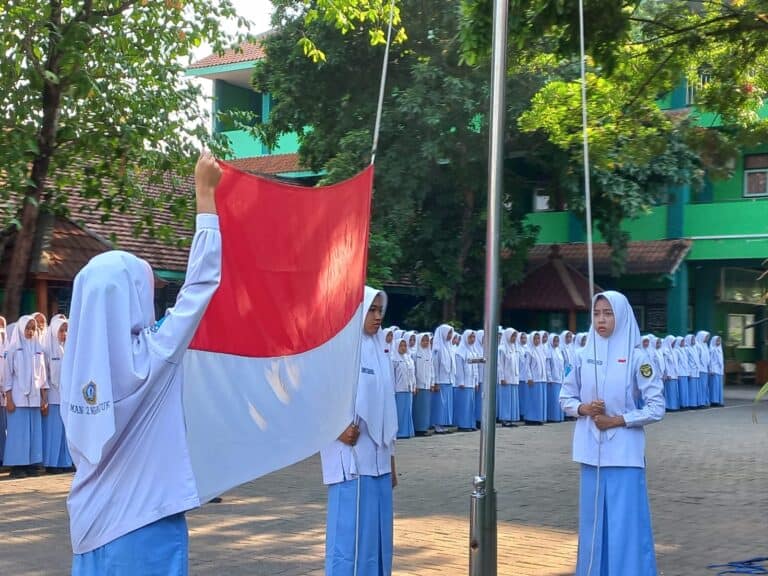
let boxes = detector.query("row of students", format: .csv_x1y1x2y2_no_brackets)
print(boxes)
0,312,73,478
382,322,726,439
638,332,725,410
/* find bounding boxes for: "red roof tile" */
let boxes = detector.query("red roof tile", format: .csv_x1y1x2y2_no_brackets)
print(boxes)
228,154,306,175
1,216,110,282
189,42,265,70
525,240,693,276
504,251,601,311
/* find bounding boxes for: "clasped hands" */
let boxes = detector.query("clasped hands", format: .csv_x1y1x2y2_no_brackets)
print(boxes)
579,399,624,430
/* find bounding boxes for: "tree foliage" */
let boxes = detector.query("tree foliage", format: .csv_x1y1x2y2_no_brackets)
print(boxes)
254,0,539,325
0,0,247,316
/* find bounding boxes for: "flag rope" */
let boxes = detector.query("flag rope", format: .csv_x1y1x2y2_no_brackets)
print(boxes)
370,0,397,165
577,1,602,574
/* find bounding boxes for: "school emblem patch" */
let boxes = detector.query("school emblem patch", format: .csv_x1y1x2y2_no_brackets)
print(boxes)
82,380,98,406
640,364,653,378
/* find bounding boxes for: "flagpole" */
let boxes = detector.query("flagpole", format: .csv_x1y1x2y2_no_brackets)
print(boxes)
469,0,508,572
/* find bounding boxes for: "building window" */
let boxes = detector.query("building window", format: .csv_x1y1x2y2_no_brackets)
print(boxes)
727,314,756,349
686,70,712,106
744,154,768,197
532,188,551,212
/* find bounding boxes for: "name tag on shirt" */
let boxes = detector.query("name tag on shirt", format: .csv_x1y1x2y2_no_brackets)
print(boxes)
361,367,375,375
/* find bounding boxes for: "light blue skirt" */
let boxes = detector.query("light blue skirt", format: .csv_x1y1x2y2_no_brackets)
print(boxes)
525,382,547,423
431,383,453,426
72,513,188,575
0,406,6,464
395,392,414,439
699,372,710,407
689,376,701,407
509,385,520,422
497,383,512,421
518,380,527,418
43,404,73,467
577,465,657,576
412,390,431,432
4,407,43,466
710,373,724,406
546,382,564,422
453,387,476,430
678,376,690,408
326,475,393,576
664,379,680,411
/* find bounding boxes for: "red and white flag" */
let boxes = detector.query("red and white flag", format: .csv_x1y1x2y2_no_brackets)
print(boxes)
183,163,373,502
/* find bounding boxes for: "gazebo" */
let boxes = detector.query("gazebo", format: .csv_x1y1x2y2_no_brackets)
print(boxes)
503,246,600,332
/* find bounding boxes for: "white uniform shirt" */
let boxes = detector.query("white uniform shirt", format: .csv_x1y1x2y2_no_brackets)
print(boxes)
65,214,221,554
561,349,665,468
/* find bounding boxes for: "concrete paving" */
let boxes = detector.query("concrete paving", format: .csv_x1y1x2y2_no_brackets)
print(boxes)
1,386,766,576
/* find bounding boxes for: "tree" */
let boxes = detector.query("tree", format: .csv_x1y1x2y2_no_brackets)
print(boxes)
304,0,768,274
0,0,248,318
253,0,540,325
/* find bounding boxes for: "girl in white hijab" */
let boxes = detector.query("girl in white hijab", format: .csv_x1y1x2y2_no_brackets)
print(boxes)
392,336,416,439
431,324,456,433
321,287,398,576
42,315,73,472
560,291,664,576
684,334,702,407
524,331,547,424
413,333,434,434
453,330,479,431
546,333,565,422
497,328,520,426
474,329,485,426
695,330,712,408
61,152,222,574
405,331,418,358
517,331,530,421
675,336,690,409
3,315,48,478
709,335,725,406
662,336,680,411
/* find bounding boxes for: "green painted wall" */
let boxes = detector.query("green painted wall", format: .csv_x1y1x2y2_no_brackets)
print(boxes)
684,201,768,237
710,145,768,202
525,212,570,243
213,81,262,133
529,207,669,245
220,129,301,160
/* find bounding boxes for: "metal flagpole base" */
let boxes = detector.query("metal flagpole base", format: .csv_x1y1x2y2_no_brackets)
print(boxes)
469,476,497,576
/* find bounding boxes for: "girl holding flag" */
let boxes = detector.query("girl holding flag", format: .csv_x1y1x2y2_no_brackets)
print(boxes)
61,153,222,575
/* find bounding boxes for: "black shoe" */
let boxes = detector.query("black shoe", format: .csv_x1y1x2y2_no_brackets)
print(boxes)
9,467,28,479
210,497,223,503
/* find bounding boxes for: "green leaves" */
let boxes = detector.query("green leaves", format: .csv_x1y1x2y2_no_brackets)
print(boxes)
0,0,245,232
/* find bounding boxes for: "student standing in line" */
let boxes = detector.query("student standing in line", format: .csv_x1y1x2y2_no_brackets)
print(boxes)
560,291,664,576
412,333,434,435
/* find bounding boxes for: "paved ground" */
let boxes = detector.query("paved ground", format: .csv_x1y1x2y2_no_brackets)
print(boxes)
1,387,766,576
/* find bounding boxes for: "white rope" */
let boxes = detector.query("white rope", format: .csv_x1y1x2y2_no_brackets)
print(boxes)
577,1,602,575
370,0,396,165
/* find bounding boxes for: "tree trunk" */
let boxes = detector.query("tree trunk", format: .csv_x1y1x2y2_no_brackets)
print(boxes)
3,1,63,319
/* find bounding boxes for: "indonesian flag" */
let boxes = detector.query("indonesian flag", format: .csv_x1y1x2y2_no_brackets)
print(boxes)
183,163,373,503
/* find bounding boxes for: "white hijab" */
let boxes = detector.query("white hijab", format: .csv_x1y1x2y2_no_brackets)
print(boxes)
7,315,44,395
580,291,641,440
62,250,156,465
433,324,455,371
355,287,398,449
44,315,68,389
456,330,476,361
